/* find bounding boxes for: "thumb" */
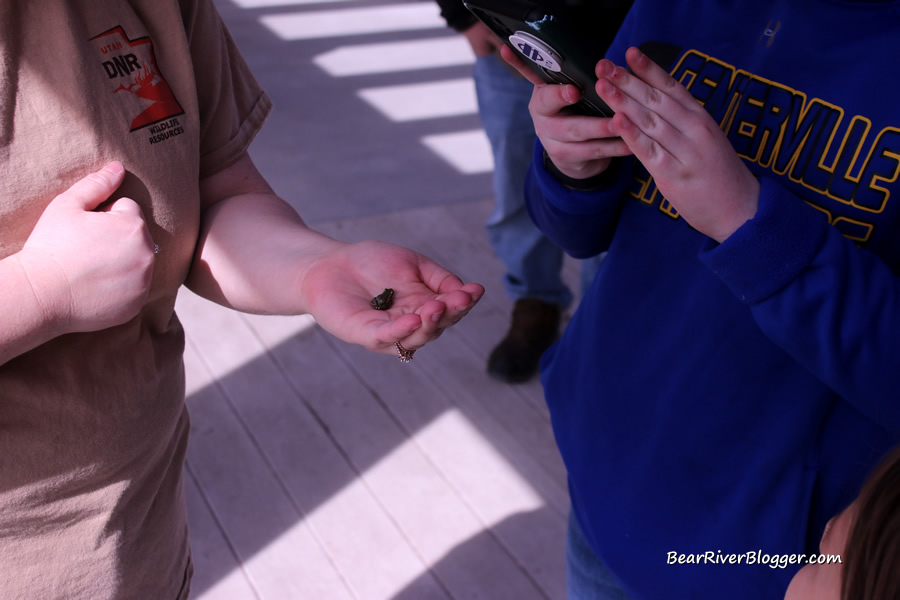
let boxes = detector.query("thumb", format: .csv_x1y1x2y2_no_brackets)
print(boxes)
58,161,126,211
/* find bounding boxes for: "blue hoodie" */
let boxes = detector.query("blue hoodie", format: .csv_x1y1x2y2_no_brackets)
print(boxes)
526,0,900,597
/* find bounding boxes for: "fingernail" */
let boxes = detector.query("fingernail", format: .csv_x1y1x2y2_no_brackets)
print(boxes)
104,161,124,176
432,311,443,322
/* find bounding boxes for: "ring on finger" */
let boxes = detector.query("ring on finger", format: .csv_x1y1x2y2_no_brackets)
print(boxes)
395,341,416,363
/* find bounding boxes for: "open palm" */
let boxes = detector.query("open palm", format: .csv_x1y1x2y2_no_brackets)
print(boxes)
299,240,484,356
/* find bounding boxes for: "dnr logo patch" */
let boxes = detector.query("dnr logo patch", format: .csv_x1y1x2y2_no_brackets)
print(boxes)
90,26,185,136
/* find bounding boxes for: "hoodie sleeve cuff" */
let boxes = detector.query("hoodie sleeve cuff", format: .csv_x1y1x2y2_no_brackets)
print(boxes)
531,141,633,215
698,176,831,304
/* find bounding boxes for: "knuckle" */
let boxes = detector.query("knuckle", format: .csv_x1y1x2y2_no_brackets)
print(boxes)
80,172,109,188
562,118,582,140
589,145,611,161
645,87,664,107
639,111,659,131
75,173,115,199
643,140,664,163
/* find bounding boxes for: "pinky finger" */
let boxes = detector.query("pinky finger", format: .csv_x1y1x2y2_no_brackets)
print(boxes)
384,312,423,345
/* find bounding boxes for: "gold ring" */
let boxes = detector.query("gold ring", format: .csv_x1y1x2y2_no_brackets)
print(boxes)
395,341,416,363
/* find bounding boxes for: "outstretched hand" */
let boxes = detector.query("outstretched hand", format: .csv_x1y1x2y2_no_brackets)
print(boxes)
298,240,484,358
596,47,759,242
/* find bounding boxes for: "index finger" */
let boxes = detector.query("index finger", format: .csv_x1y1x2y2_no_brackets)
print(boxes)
528,80,585,119
102,196,144,218
498,44,594,120
499,44,545,85
417,259,484,299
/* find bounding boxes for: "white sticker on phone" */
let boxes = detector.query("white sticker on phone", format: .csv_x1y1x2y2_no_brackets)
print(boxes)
508,31,562,72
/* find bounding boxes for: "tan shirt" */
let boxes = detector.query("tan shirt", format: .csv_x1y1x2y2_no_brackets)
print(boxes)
0,2,271,598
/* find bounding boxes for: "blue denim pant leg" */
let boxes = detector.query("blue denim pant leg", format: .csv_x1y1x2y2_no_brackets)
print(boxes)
567,511,633,600
473,55,573,308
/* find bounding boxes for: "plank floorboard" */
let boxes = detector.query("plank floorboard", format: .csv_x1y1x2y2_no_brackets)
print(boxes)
321,330,566,600
184,338,357,600
247,321,553,599
184,465,261,600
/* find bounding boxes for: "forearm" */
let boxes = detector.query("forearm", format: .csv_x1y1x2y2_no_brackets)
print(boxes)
701,177,900,433
185,192,345,315
525,142,631,259
0,253,64,365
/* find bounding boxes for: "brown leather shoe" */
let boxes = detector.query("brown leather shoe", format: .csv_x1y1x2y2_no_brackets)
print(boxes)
487,298,561,384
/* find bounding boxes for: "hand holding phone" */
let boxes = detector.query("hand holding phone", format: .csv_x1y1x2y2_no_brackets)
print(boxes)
462,0,617,116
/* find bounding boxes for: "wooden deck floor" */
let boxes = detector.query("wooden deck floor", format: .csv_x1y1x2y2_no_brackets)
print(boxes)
179,199,580,600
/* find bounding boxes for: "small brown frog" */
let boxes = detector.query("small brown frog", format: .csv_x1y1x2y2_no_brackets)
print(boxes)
370,288,394,310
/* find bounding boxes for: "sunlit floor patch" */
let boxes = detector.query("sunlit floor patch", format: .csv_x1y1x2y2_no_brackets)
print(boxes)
240,409,544,600
314,37,474,77
259,3,444,40
357,78,477,122
421,130,494,174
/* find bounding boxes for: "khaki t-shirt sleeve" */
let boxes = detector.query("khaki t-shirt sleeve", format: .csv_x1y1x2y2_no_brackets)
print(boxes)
180,0,273,178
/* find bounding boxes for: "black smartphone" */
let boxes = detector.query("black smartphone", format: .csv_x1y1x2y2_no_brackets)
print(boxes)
462,0,616,116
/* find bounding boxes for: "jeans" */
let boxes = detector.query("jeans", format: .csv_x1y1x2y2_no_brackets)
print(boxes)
473,54,575,308
567,511,633,600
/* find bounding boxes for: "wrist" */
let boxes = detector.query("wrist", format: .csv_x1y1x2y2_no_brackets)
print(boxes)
542,151,621,191
293,234,351,315
12,250,71,335
708,177,761,244
0,252,69,364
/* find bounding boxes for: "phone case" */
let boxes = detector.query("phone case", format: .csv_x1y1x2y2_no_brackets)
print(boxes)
462,0,614,116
